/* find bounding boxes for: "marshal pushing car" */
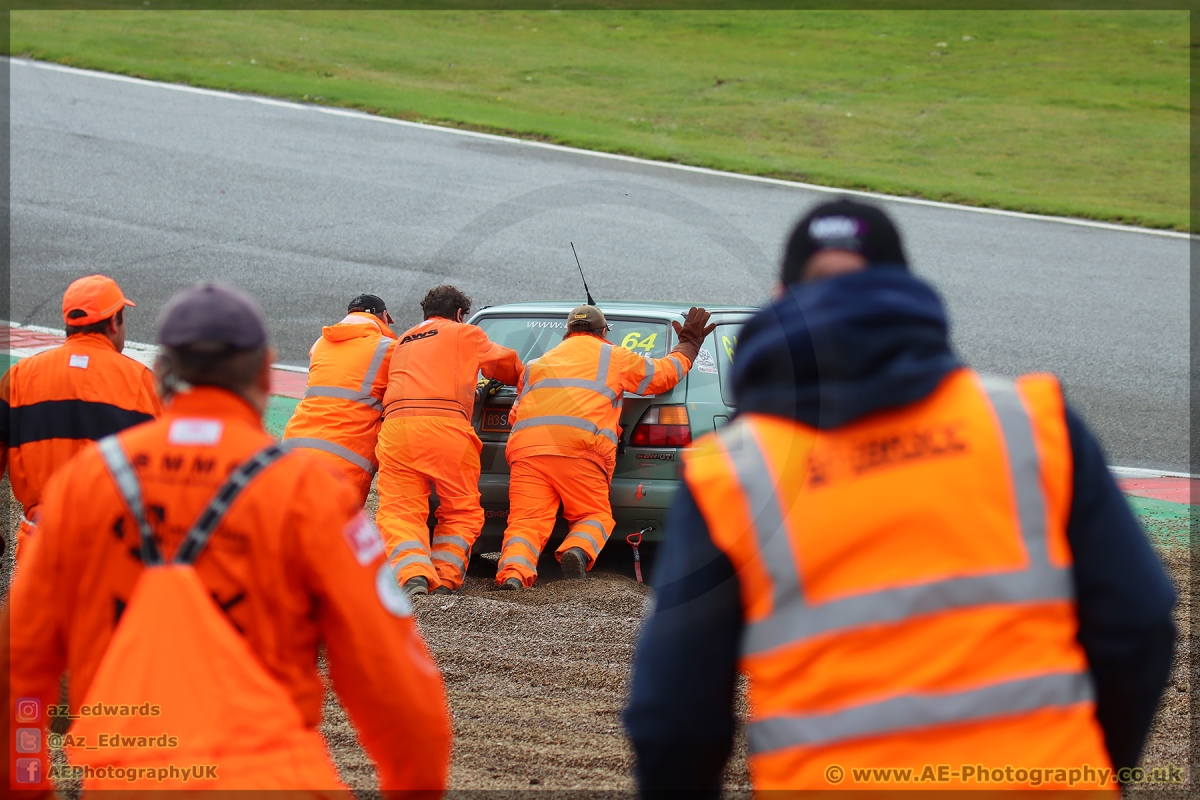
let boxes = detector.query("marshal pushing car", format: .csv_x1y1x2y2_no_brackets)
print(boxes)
465,301,755,551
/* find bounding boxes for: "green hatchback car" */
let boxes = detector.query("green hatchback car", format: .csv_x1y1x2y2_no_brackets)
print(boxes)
466,301,755,549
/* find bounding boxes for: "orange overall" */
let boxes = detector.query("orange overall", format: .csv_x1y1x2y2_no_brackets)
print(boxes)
376,317,522,590
496,333,692,586
5,387,451,794
0,333,161,560
683,369,1112,790
283,312,397,504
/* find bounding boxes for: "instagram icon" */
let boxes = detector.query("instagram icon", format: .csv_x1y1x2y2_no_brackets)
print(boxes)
15,698,40,723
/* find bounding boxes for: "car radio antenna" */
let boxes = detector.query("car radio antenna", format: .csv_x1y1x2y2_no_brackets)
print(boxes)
570,242,596,306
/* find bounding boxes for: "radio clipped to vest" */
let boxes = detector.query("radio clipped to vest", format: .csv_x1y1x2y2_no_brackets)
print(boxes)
67,437,345,793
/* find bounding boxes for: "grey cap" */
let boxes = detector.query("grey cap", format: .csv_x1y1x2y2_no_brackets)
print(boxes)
158,283,268,350
566,304,608,332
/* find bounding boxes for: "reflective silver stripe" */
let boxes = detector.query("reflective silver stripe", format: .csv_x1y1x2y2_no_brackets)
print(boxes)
283,437,376,475
596,344,612,383
498,553,537,571
517,364,533,402
303,385,382,411
432,550,466,570
636,358,657,396
504,534,540,554
432,534,469,551
97,435,160,563
360,337,393,394
745,568,1073,652
669,353,684,380
524,377,617,402
747,671,1093,753
510,416,619,445
388,540,429,561
718,423,804,636
566,528,602,552
394,552,435,570
576,518,608,538
979,376,1049,563
731,374,1071,656
567,519,608,552
518,346,618,405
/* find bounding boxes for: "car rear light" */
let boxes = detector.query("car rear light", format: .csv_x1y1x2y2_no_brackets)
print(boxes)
630,405,691,447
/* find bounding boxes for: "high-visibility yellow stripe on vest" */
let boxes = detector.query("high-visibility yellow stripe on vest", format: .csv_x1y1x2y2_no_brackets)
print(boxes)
683,369,1112,790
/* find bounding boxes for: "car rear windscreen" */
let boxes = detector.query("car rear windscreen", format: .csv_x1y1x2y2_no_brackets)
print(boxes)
475,316,670,365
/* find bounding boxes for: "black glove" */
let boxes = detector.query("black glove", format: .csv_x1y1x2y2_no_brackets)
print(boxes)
671,307,716,362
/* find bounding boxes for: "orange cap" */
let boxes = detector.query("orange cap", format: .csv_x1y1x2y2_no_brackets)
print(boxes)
61,275,136,326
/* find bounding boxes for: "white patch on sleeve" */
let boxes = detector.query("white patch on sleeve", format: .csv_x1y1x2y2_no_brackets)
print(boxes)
68,354,90,369
694,348,718,375
342,512,385,566
376,562,413,617
167,419,224,446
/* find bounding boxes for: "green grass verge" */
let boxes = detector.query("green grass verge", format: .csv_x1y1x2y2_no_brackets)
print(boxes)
265,395,299,438
14,10,1188,229
1128,495,1192,551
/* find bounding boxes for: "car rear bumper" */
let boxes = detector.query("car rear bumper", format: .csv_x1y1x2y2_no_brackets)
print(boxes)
475,473,679,545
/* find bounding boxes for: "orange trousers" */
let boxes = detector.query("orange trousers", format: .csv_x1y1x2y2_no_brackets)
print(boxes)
376,416,483,590
496,454,616,587
15,512,36,562
304,447,375,507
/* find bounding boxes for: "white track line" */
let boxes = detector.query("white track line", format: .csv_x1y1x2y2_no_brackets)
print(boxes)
13,57,1191,241
6,321,303,373
1109,466,1198,481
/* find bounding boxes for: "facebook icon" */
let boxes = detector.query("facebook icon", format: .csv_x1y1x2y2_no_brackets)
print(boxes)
15,758,41,784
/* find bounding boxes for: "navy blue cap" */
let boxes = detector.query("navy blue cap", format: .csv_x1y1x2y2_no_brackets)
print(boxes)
781,199,909,285
157,283,268,350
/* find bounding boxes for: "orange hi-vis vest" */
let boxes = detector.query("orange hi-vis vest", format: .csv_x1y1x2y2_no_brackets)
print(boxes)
507,334,692,478
284,313,396,475
383,316,523,421
1,332,160,517
71,439,344,792
683,369,1112,790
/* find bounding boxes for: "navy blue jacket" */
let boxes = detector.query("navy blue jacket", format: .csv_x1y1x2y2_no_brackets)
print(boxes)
624,270,1177,796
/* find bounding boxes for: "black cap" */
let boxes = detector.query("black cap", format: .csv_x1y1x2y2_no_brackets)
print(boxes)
157,283,268,350
348,294,387,315
781,199,908,285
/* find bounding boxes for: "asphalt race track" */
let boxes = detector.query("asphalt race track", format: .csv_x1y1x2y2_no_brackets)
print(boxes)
10,59,1190,472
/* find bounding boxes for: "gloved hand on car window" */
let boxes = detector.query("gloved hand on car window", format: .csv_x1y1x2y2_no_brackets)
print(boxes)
671,307,716,363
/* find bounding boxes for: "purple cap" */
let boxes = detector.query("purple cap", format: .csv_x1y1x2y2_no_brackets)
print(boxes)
157,283,268,350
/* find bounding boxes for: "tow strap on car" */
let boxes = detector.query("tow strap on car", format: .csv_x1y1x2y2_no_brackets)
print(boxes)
626,527,654,584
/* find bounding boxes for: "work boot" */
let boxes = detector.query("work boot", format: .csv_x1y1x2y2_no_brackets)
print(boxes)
560,547,588,580
403,576,429,597
432,585,453,595
501,577,522,591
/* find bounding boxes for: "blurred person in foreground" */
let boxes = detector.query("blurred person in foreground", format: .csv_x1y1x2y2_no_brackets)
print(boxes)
624,199,1176,794
4,283,450,794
